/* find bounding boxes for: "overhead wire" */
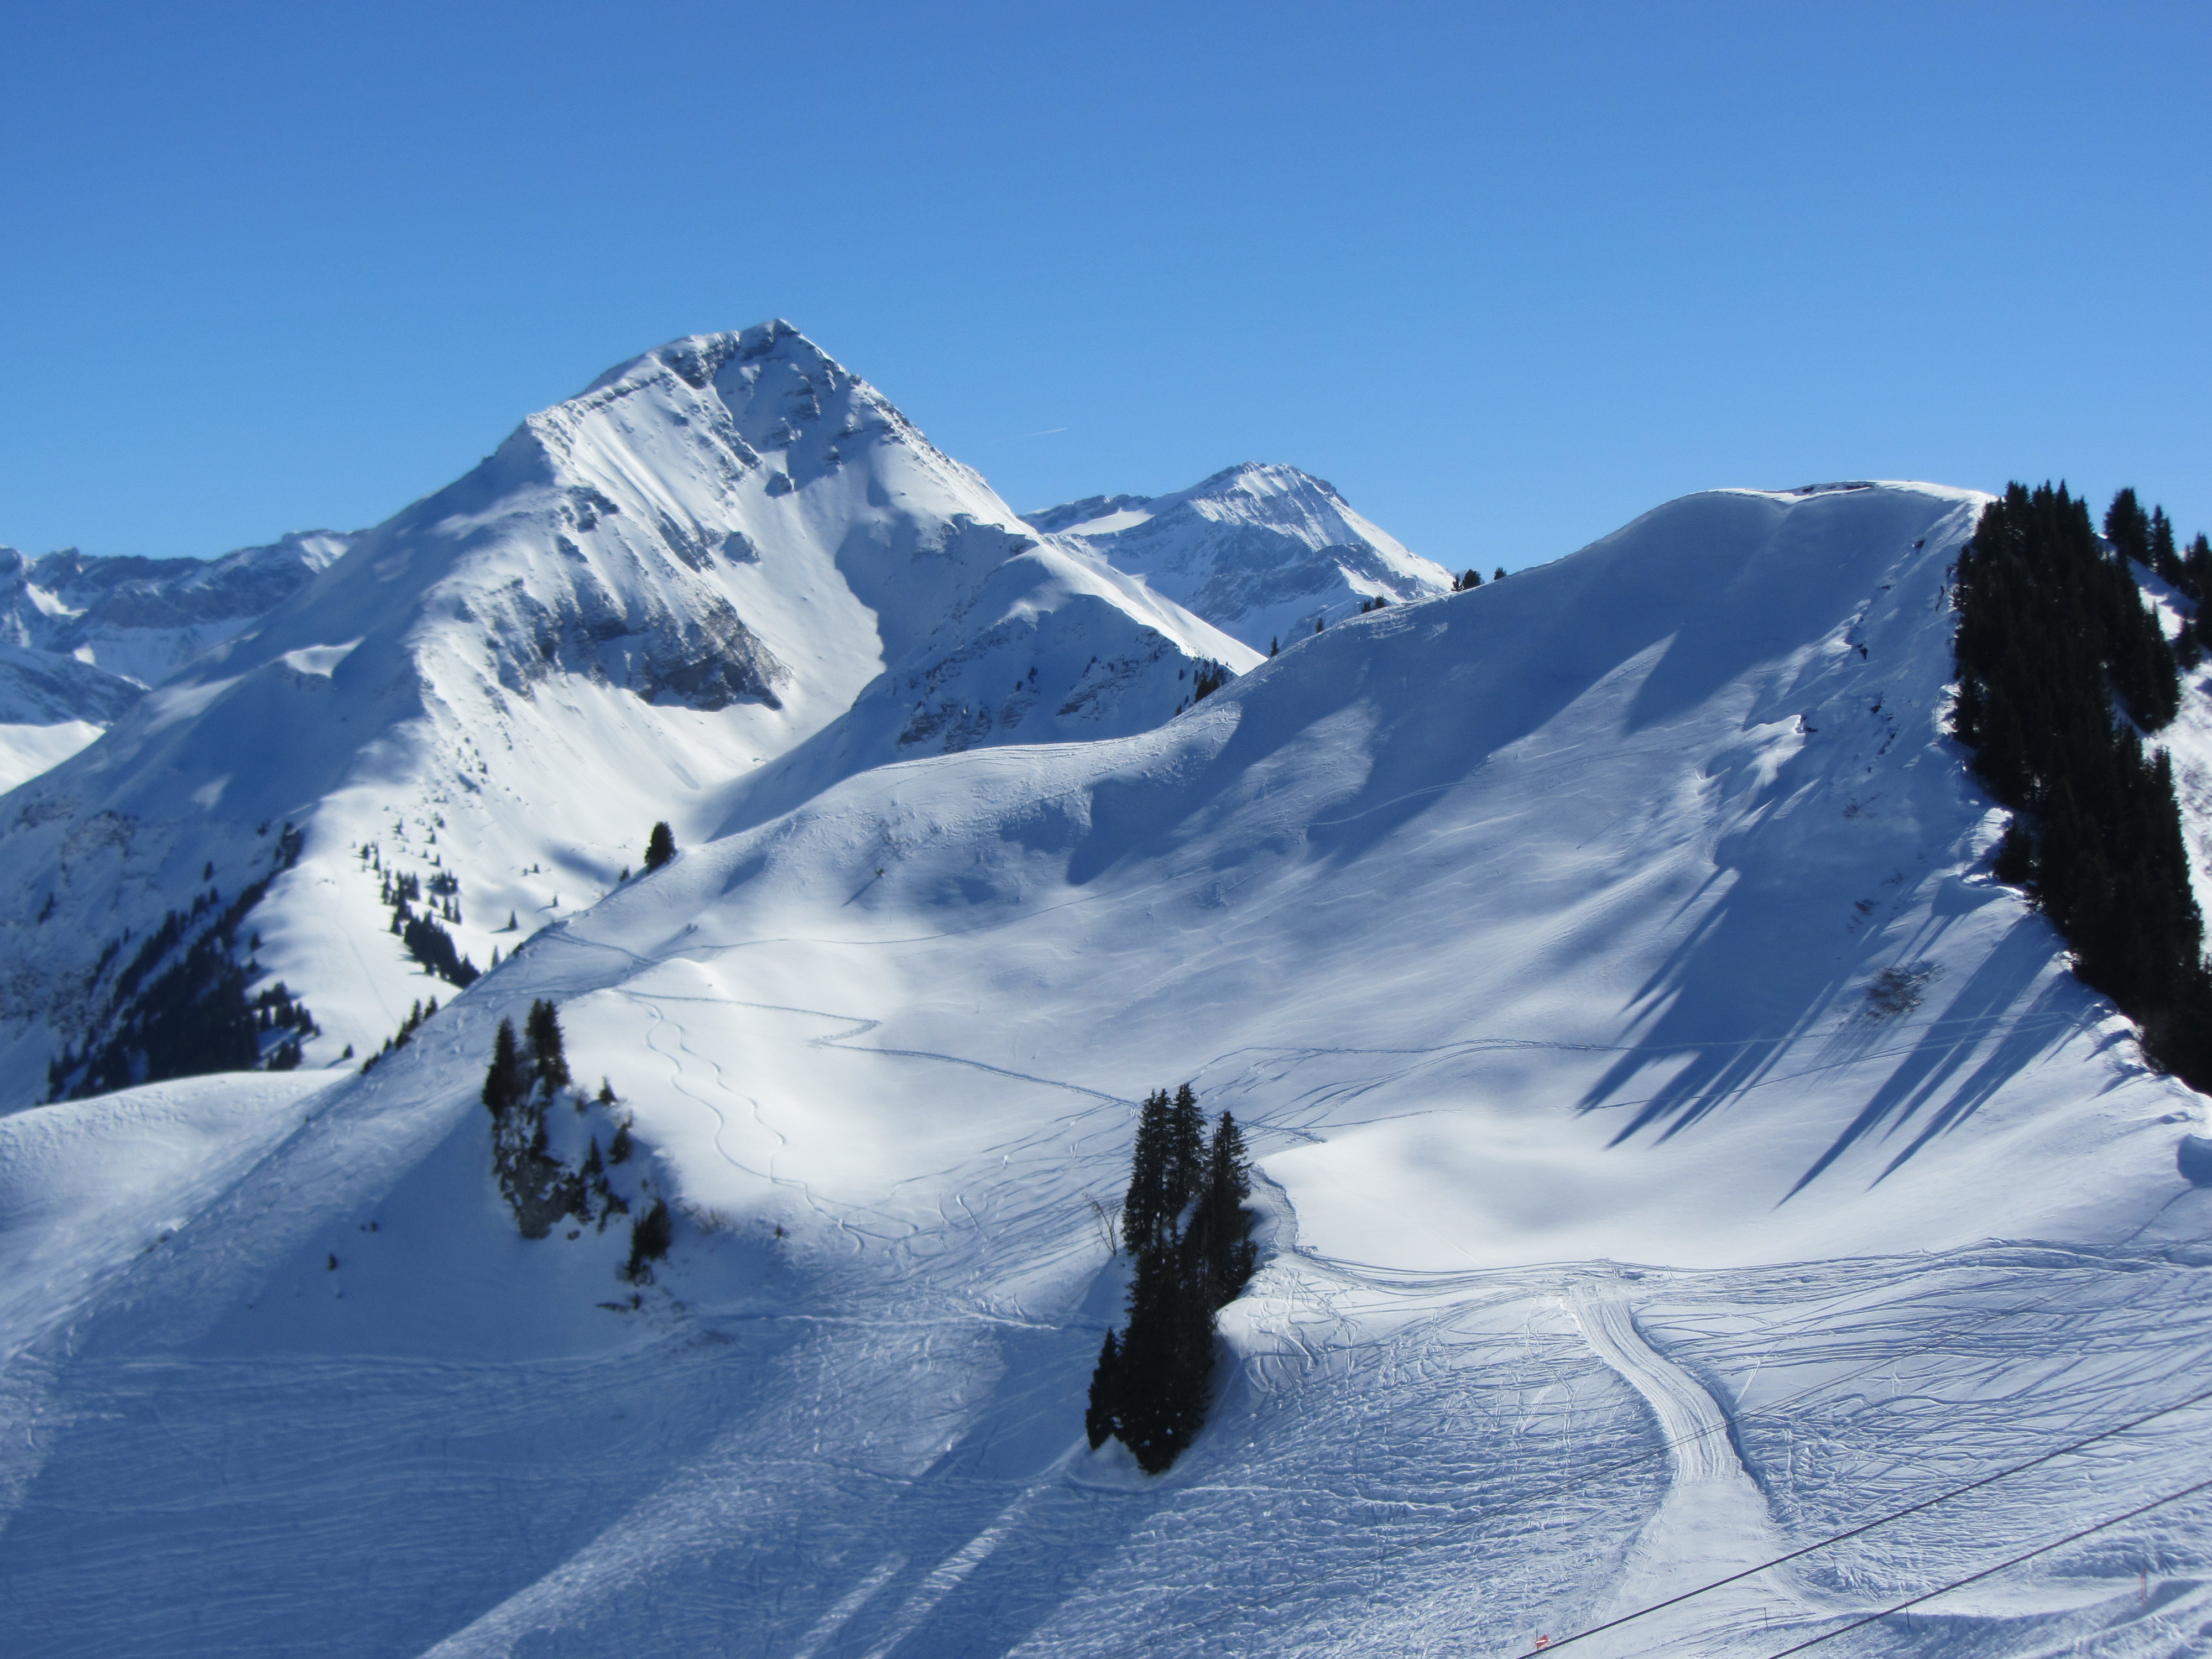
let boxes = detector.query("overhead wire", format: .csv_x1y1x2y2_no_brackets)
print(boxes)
1758,1473,2212,1658
1140,1252,2208,1653
1504,1374,2212,1657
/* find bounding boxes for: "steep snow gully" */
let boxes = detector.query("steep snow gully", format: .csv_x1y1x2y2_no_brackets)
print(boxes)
6,443,2212,1655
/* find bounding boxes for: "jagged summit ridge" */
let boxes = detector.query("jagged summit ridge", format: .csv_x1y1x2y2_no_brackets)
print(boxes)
0,322,1255,1103
1027,461,1454,647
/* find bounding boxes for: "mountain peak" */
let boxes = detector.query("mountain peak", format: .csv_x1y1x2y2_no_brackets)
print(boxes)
578,320,838,403
1183,461,1344,504
1026,462,1451,646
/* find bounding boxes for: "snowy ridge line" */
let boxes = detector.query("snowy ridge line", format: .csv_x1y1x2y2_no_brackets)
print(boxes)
1759,1472,2212,1658
1146,1251,2190,1652
1506,1371,2212,1657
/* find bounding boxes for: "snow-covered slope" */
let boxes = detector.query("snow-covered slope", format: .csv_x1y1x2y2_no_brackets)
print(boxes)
0,324,1250,1103
7,481,2209,1657
1027,461,1454,648
0,533,349,790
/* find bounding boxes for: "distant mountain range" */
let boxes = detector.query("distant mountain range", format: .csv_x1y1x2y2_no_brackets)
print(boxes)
0,533,349,789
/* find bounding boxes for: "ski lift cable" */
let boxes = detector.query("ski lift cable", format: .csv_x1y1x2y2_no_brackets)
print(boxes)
1504,1375,2212,1658
1152,1259,2201,1651
1756,1472,2212,1658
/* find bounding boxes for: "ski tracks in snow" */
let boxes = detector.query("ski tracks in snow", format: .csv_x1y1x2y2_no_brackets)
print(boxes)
1567,1279,1812,1655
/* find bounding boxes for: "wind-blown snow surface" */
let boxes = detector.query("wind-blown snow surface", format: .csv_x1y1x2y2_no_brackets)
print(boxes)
7,481,2212,1657
0,324,1250,1098
1027,462,1453,648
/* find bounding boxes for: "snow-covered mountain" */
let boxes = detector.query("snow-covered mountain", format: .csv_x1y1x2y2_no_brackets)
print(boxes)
0,324,1252,1102
0,533,349,790
6,478,2210,1656
1027,461,1454,648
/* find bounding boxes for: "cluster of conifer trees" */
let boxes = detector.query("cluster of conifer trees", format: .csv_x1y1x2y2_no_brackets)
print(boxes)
46,823,306,1099
479,1000,666,1277
359,995,437,1072
1086,1084,1257,1473
382,867,480,987
1952,482,2212,1088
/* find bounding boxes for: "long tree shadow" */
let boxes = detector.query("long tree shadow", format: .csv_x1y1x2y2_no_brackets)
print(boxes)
788,1260,1172,1659
1577,882,2097,1197
1787,926,2088,1196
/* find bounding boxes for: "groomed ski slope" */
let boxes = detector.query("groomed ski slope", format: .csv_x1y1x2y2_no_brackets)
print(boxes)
5,481,2212,1657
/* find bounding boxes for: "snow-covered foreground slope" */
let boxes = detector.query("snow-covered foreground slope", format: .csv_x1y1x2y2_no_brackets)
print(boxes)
0,324,1249,1103
1028,462,1453,648
6,482,2211,1658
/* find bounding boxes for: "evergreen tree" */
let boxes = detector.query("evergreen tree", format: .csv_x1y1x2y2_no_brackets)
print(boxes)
1190,1111,1258,1308
1121,1088,1176,1255
1086,1330,1121,1449
1112,1234,1212,1473
1168,1083,1206,1212
2151,508,2182,586
1459,568,1481,589
525,998,570,1093
644,821,677,872
2105,488,2152,566
624,1198,673,1282
1269,637,1280,657
1493,566,1507,582
482,1017,528,1116
2187,534,2212,600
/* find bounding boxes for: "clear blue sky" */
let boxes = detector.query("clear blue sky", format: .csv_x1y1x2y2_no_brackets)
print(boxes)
3,1,2205,572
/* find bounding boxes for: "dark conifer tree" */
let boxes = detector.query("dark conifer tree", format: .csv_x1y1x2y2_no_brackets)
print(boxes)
2187,534,2212,601
1086,1331,1121,1449
2151,508,2182,587
624,1198,673,1282
1190,1111,1259,1308
644,821,677,872
525,998,570,1093
1112,1235,1211,1473
482,1017,528,1116
1168,1083,1206,1212
2106,488,2151,566
1121,1089,1175,1255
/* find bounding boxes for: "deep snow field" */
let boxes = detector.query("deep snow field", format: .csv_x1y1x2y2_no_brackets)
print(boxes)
3,349,2211,1655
